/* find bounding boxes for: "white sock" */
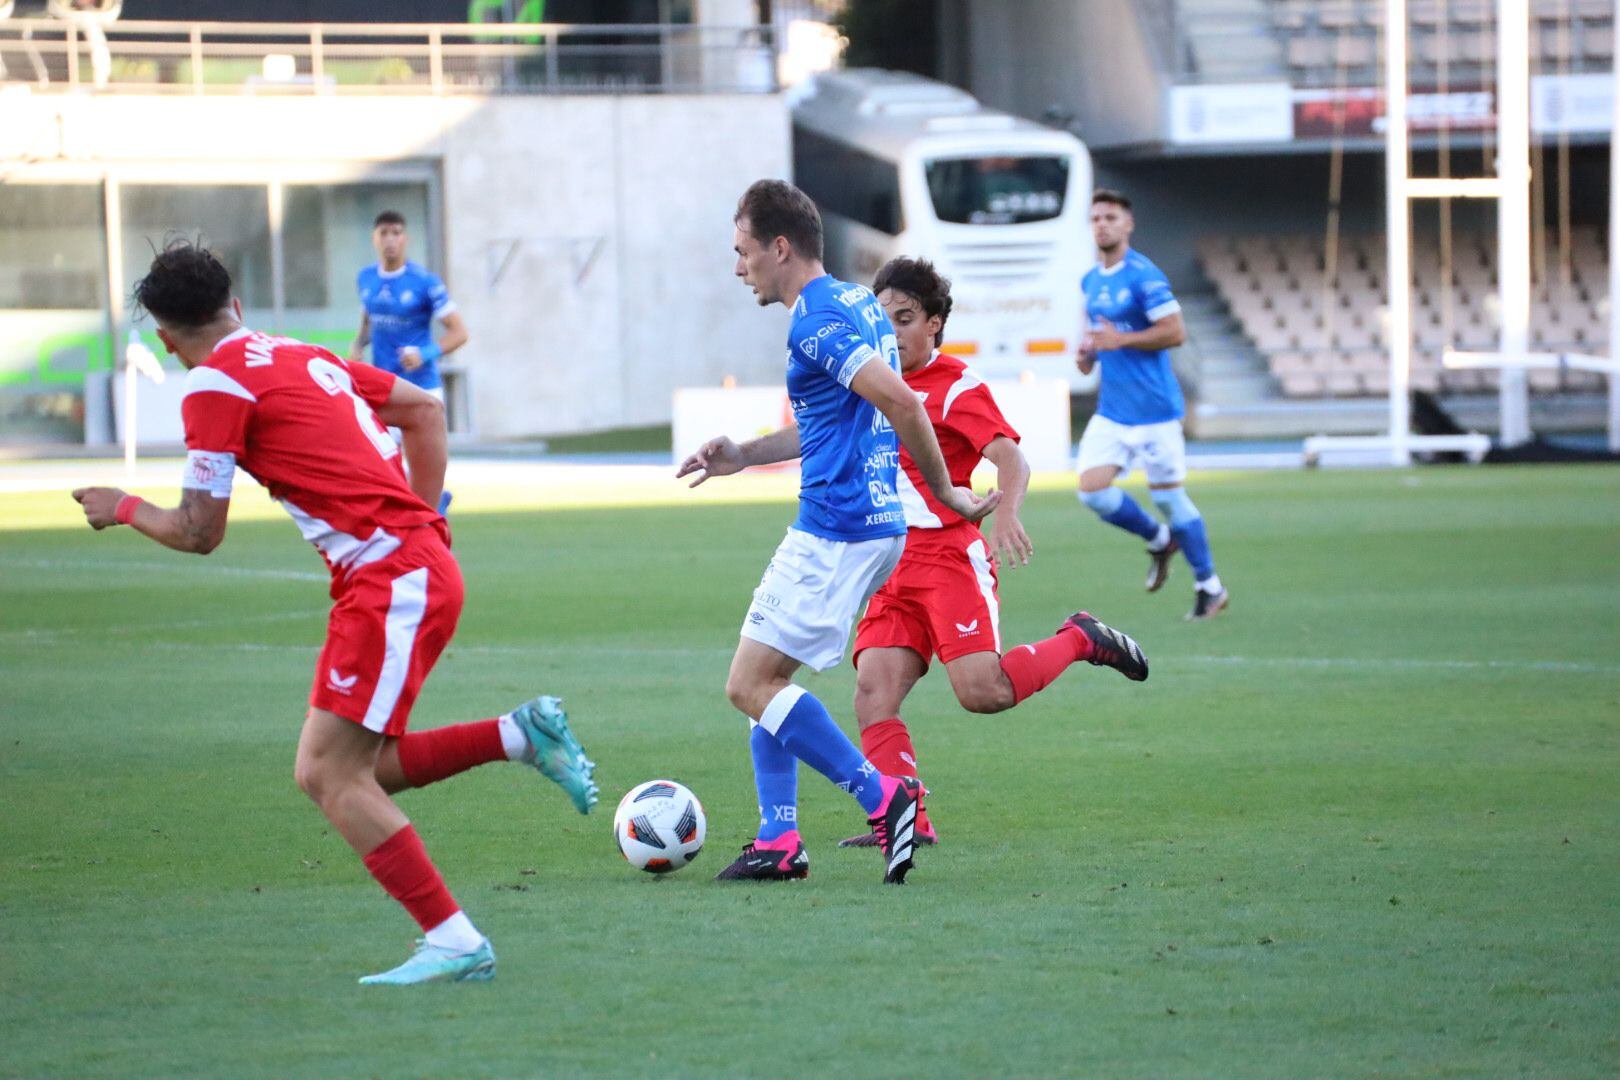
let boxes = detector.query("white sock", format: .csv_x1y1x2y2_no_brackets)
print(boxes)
1147,524,1171,552
1198,573,1224,595
425,910,485,954
496,714,529,760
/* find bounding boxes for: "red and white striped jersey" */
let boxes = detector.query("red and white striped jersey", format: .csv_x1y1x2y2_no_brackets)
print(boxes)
895,351,1020,552
180,327,443,577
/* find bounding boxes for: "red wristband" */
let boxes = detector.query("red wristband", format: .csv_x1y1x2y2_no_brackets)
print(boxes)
114,495,142,526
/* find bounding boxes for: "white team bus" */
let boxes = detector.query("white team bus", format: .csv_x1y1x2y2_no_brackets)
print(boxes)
791,68,1095,388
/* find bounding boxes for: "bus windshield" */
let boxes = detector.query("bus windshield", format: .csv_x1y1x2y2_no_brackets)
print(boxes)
925,155,1070,225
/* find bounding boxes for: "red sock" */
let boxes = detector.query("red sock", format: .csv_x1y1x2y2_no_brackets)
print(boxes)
861,717,920,780
362,824,461,933
861,718,933,834
999,627,1092,705
395,719,504,788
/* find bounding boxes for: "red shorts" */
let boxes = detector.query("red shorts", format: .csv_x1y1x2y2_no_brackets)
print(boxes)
308,526,464,736
853,528,1000,670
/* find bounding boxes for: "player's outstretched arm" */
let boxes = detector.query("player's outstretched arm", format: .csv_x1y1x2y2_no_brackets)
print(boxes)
374,379,448,510
677,425,800,488
981,436,1033,568
1090,313,1185,353
348,310,371,364
850,361,1000,524
436,311,469,358
72,486,229,554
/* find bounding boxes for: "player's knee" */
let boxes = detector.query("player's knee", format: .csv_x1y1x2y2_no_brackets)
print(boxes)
724,672,761,718
1079,486,1124,515
852,681,895,727
1150,486,1201,526
294,755,327,803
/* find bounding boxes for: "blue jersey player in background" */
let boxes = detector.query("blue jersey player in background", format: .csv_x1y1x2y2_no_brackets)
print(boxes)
1075,189,1228,620
350,210,469,514
678,180,998,884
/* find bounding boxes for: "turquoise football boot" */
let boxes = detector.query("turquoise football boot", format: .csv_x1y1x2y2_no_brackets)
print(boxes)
509,695,599,814
358,938,496,986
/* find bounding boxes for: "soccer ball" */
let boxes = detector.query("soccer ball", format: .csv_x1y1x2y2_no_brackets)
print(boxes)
613,780,706,874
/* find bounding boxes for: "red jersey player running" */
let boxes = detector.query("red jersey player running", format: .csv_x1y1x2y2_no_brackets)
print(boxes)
843,257,1150,848
71,242,598,986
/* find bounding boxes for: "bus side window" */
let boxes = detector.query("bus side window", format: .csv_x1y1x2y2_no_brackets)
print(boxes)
793,126,902,237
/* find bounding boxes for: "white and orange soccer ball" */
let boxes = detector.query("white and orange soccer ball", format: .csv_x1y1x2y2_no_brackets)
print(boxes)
613,780,706,874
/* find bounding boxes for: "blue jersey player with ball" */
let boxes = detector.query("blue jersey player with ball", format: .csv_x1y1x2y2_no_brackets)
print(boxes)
1076,189,1228,620
678,180,998,884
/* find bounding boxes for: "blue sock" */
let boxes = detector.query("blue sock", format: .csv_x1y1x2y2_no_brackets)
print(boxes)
762,686,884,815
1079,486,1161,543
749,723,799,841
1151,488,1217,582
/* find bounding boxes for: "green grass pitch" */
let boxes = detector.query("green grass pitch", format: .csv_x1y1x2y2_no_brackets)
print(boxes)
2,465,1617,1078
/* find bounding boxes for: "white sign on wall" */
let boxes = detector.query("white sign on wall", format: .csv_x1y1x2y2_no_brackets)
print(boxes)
1531,73,1614,135
1169,83,1293,145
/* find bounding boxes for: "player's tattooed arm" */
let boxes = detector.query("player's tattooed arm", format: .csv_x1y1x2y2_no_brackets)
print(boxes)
71,485,229,554
981,436,1033,568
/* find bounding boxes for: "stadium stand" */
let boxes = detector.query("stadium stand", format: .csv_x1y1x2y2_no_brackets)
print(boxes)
1272,0,1614,85
1198,228,1611,398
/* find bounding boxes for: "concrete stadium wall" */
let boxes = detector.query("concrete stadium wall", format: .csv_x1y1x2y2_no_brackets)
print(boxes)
946,0,1169,150
2,91,791,439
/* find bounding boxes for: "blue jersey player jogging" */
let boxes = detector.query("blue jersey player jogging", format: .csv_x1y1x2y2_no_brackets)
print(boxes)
356,261,455,391
1075,189,1228,620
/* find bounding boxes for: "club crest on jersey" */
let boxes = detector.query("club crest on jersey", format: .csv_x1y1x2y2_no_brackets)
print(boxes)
400,290,415,304
799,336,819,360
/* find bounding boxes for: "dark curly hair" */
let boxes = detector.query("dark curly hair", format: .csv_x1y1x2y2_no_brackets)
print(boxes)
132,239,233,329
872,256,953,347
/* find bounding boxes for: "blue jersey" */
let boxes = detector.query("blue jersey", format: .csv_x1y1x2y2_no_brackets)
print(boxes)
785,275,906,543
357,261,454,390
1082,249,1184,425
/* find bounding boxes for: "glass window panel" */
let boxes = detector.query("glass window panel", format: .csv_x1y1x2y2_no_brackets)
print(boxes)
282,182,434,353
926,155,1070,226
0,183,108,446
121,185,274,311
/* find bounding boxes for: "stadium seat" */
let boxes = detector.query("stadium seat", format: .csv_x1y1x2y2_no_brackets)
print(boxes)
1205,224,1609,399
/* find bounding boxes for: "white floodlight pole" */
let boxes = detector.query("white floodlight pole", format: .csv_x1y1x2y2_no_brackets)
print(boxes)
1496,0,1532,447
1611,22,1619,454
1385,0,1412,466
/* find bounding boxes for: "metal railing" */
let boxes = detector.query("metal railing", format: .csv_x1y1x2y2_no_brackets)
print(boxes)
0,18,779,95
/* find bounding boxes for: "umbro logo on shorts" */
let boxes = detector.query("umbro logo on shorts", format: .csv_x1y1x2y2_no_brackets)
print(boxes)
327,668,359,694
955,619,980,636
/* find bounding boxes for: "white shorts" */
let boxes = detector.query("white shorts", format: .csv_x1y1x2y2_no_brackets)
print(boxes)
741,527,906,672
1077,414,1187,486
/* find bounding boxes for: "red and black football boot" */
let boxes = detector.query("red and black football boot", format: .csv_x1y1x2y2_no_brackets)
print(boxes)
866,775,923,885
1063,611,1150,682
714,830,809,881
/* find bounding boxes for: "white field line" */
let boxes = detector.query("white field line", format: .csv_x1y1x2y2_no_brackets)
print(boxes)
0,608,317,645
2,631,1612,677
0,556,327,583
1184,654,1617,675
